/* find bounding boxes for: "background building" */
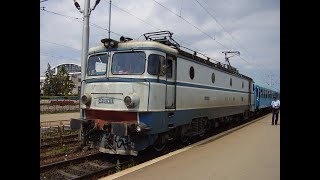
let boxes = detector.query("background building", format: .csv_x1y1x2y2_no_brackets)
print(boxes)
40,63,81,95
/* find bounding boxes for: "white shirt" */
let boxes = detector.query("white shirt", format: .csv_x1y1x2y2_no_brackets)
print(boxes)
271,100,280,109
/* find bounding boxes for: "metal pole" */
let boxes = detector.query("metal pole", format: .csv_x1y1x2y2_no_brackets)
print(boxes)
108,0,112,39
80,0,90,141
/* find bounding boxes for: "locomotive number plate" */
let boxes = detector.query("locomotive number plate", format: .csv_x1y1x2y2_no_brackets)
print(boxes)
98,97,114,104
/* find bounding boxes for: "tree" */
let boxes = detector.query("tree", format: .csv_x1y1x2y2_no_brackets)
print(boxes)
54,66,75,96
43,63,56,96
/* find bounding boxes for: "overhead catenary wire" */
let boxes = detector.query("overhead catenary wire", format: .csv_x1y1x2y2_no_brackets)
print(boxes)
152,0,231,51
109,0,220,62
41,39,81,51
41,3,247,69
41,3,220,63
195,0,253,59
40,7,123,37
40,2,279,90
193,0,279,87
40,52,79,61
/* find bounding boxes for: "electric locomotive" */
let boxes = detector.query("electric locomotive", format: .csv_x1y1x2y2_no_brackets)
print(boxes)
71,31,257,155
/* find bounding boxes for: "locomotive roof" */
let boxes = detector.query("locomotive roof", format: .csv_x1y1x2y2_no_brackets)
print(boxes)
89,39,253,81
89,40,178,54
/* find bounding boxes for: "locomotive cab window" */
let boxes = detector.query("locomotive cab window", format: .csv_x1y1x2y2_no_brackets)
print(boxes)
148,54,165,76
112,52,146,75
87,54,108,76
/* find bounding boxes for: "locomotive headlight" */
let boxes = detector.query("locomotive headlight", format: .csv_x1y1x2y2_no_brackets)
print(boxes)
124,94,139,108
81,93,92,106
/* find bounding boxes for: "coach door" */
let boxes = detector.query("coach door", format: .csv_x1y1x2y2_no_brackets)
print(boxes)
248,81,251,109
165,55,176,109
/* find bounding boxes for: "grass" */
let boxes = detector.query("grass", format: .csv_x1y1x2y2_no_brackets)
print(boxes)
40,145,75,159
40,145,79,159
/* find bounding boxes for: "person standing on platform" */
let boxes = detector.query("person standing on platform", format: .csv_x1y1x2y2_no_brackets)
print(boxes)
271,95,280,125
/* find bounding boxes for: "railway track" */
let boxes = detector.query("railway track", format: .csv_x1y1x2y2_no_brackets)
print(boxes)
40,144,165,180
41,134,79,149
39,113,268,180
40,152,121,180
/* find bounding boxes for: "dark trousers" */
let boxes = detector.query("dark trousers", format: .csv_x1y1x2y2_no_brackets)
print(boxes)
272,109,279,125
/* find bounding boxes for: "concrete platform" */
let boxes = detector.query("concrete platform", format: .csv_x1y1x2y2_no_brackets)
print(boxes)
40,112,80,123
102,113,280,180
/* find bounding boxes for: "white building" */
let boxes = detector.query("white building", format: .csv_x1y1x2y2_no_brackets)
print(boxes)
40,63,81,95
40,76,46,95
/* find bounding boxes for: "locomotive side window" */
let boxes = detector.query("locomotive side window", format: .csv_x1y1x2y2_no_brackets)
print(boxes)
148,54,165,76
112,52,145,75
167,59,173,78
87,54,108,76
242,81,244,88
189,66,195,80
230,78,232,86
212,73,215,84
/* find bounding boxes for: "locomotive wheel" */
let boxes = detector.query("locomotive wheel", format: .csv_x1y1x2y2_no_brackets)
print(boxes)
153,142,166,151
153,135,166,152
180,134,189,143
199,132,205,137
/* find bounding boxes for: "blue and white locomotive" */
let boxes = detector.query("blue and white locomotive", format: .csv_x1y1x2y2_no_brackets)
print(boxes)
71,31,277,155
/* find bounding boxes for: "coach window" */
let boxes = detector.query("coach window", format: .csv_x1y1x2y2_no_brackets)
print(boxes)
148,54,165,76
189,66,195,80
87,54,108,76
212,73,215,83
230,78,232,86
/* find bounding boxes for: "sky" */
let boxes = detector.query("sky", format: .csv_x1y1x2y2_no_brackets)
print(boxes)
40,0,280,90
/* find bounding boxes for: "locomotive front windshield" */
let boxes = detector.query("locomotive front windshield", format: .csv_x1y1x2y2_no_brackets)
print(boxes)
112,52,145,74
87,54,108,76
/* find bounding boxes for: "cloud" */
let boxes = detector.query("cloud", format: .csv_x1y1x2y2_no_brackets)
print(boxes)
40,0,279,90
